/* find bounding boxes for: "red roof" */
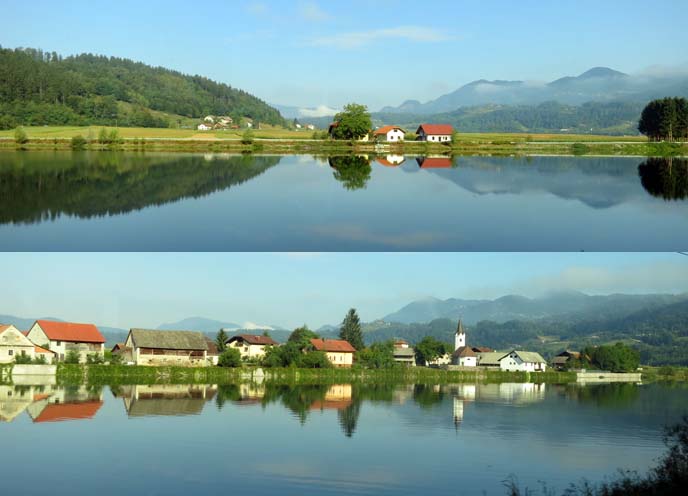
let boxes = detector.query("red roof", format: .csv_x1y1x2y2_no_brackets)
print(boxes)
34,346,54,355
35,320,105,344
373,125,405,135
310,338,356,353
33,401,103,423
310,399,353,410
418,157,453,168
229,334,279,346
417,124,454,135
0,325,10,333
452,346,476,358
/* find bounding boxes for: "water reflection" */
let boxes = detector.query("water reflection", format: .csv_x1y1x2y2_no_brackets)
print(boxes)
328,155,372,190
114,384,218,417
638,157,688,200
0,384,104,423
0,152,280,224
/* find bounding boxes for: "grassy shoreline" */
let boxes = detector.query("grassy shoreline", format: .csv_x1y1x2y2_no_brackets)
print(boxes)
50,364,577,386
1,126,686,156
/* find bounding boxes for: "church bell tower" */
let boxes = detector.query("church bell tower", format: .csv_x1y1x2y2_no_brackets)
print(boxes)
455,319,466,351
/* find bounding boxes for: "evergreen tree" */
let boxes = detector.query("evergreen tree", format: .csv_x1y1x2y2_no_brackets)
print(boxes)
215,329,228,352
339,308,364,351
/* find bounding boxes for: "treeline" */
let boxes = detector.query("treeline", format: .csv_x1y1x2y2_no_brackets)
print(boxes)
638,97,688,141
0,46,285,129
370,101,644,135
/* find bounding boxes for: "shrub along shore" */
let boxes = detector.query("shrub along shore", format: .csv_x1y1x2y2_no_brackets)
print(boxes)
1,127,686,157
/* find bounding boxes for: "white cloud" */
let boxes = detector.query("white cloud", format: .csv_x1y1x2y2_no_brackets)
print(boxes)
299,1,331,22
242,321,274,330
309,26,453,49
299,105,338,117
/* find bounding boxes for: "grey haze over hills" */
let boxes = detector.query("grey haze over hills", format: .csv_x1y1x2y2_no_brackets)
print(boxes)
380,67,688,114
380,292,688,326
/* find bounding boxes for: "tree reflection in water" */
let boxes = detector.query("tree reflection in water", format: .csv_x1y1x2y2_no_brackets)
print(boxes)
638,157,688,201
328,155,372,190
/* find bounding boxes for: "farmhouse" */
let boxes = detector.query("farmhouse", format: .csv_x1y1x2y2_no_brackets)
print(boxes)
551,350,581,370
197,123,213,131
226,334,278,359
498,350,547,372
26,320,105,362
310,338,356,368
392,339,416,366
0,325,37,363
373,125,406,142
416,124,454,142
123,329,209,367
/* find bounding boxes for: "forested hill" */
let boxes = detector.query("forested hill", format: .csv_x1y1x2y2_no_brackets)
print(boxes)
0,47,285,129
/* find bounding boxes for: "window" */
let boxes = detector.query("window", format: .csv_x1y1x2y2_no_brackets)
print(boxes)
56,341,62,346
8,350,13,356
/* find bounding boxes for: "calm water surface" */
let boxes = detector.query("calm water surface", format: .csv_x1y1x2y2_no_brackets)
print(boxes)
1,151,687,251
1,381,686,495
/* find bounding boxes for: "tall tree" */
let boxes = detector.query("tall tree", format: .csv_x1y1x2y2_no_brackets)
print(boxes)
331,103,371,140
339,308,364,351
215,329,228,352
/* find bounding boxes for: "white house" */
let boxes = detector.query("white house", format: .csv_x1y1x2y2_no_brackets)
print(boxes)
498,350,547,372
306,124,316,131
226,334,279,359
0,325,36,363
203,116,215,123
416,124,454,142
197,123,213,131
373,125,406,142
26,320,105,363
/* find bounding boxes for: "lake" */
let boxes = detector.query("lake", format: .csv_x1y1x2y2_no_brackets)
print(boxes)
1,151,687,251
1,381,685,495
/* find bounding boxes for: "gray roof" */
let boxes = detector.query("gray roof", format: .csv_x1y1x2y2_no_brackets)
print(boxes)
129,329,208,351
502,350,547,364
477,351,505,366
393,348,415,358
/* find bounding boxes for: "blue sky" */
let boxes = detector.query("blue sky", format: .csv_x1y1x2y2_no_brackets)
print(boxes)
1,253,686,329
2,0,687,110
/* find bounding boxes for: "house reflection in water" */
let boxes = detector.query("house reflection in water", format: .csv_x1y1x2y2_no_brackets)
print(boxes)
310,384,353,411
26,385,104,423
450,383,546,427
416,156,453,169
116,384,217,417
0,385,36,422
376,155,406,167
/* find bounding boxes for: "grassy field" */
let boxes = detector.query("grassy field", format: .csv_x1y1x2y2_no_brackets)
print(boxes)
1,126,684,156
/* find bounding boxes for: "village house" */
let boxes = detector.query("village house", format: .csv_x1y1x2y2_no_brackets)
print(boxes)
551,350,582,370
416,124,454,143
373,125,406,142
225,334,278,359
310,338,356,368
392,339,416,366
496,350,548,372
0,325,37,363
376,155,406,167
197,123,213,131
26,320,105,362
123,329,209,367
451,321,478,367
116,384,217,417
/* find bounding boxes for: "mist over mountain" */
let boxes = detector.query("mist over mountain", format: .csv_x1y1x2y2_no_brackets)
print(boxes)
381,292,688,325
380,67,688,114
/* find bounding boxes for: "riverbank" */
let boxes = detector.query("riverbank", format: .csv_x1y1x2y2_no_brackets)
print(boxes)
50,364,578,385
1,126,685,156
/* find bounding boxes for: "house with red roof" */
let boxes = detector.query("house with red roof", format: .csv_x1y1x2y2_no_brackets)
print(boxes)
373,125,406,142
226,334,279,360
416,124,454,143
26,320,105,363
416,157,453,169
310,338,356,368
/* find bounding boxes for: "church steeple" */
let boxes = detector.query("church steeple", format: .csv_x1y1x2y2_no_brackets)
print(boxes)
454,319,466,351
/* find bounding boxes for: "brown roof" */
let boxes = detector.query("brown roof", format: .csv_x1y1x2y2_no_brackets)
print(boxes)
452,346,476,358
417,124,454,135
417,157,453,168
205,337,220,356
129,329,208,351
472,346,493,353
34,346,54,355
228,334,278,346
111,343,126,352
310,338,356,353
35,320,105,344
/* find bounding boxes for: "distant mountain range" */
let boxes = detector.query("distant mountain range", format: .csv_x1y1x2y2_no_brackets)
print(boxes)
380,67,688,114
380,291,687,325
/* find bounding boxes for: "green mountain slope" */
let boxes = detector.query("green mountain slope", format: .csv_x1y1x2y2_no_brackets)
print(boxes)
0,47,285,129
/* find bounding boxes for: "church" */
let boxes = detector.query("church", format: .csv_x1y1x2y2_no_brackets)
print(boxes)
451,320,477,367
